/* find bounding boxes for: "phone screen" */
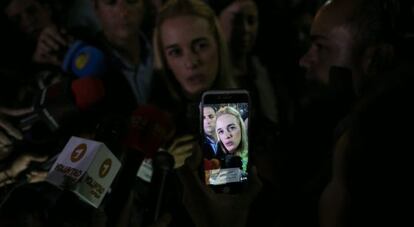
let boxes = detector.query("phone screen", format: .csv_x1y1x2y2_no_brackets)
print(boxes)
201,90,249,187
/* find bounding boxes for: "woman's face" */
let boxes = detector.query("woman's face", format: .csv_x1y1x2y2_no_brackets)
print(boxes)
160,15,219,96
219,0,258,54
216,114,241,153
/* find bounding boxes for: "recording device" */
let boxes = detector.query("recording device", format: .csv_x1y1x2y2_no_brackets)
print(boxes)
19,77,105,137
105,105,174,226
62,40,108,78
200,90,251,193
147,151,175,223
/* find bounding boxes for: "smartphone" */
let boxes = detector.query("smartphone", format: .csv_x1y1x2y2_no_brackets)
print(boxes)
200,90,250,193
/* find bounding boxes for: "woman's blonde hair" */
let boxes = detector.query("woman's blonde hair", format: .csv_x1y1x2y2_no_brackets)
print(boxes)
153,0,235,99
215,106,248,170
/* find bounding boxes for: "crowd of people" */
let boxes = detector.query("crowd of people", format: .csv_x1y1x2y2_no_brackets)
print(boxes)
0,0,413,226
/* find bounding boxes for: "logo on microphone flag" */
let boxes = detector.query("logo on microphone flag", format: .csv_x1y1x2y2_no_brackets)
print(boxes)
46,136,121,208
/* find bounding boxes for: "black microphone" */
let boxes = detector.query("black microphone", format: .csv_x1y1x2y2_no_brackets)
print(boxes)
19,77,105,140
148,151,175,222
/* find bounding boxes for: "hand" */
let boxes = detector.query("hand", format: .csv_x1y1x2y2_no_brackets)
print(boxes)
0,154,48,187
177,142,263,227
0,107,33,159
26,170,48,183
167,135,197,169
7,153,48,178
32,25,72,66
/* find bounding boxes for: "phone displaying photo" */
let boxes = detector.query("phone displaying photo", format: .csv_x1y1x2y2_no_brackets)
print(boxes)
200,90,250,191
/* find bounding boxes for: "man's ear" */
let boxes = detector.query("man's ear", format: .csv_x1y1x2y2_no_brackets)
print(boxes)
362,43,395,75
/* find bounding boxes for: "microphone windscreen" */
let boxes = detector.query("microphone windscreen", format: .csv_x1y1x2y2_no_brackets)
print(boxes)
71,46,107,78
123,105,174,157
62,41,86,73
71,77,105,110
153,151,175,172
62,40,107,78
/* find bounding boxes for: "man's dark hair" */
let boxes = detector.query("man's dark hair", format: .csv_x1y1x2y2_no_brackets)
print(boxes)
347,0,399,46
345,0,400,72
203,105,217,113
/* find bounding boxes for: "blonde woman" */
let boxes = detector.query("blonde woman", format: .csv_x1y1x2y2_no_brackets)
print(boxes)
151,0,236,104
215,106,248,172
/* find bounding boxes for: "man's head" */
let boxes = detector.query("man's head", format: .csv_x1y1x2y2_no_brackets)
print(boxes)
4,0,52,40
203,106,216,137
300,0,397,95
91,0,146,48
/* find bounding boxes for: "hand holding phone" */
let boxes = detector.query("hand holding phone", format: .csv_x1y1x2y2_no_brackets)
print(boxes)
177,142,262,227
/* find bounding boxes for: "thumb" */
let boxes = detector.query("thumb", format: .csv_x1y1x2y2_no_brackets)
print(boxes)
28,155,48,163
0,118,23,140
0,106,34,117
27,171,48,183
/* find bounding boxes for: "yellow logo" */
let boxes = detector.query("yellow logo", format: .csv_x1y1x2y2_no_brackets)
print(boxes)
99,159,112,178
75,52,89,70
71,143,87,162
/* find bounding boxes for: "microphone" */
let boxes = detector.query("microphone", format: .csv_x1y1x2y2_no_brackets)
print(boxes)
105,105,173,226
62,40,108,78
44,136,122,208
147,151,175,223
19,77,105,134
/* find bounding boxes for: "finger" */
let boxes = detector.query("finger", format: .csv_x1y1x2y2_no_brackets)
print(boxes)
41,36,61,52
36,42,50,55
0,146,13,161
37,52,62,66
44,26,68,47
0,106,33,116
0,131,13,145
169,143,193,156
0,179,14,187
0,119,23,140
0,145,13,154
28,155,48,163
169,135,196,149
28,171,48,183
169,143,193,169
33,44,49,63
